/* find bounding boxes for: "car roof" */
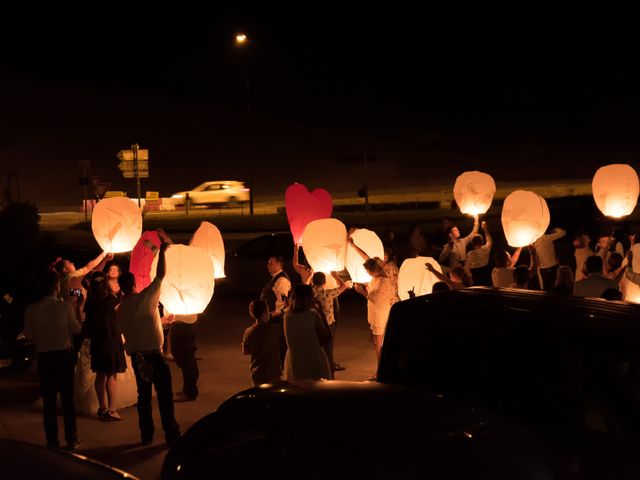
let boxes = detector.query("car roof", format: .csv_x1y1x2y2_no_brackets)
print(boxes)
213,380,499,433
389,286,640,339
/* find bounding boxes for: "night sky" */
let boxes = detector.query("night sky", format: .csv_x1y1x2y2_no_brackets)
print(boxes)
1,5,639,206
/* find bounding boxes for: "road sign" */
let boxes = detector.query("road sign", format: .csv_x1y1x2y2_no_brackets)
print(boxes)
123,170,149,179
117,149,149,161
118,160,148,173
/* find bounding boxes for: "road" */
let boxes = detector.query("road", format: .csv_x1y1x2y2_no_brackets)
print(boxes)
0,288,377,479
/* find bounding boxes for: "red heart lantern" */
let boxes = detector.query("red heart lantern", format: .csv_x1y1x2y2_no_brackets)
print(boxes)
285,183,333,245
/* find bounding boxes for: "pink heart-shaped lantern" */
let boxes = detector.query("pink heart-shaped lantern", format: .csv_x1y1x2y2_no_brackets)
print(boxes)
285,183,333,245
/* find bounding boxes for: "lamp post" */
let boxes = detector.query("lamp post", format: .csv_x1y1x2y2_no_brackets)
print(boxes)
235,32,254,215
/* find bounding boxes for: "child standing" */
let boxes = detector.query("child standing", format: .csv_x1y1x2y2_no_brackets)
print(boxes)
242,300,283,387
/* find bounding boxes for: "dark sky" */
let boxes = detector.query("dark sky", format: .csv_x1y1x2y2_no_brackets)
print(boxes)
1,5,640,205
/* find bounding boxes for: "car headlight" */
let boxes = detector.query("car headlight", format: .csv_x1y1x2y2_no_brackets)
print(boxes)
172,194,185,199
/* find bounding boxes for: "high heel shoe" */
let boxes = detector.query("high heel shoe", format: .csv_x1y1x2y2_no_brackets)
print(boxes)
105,410,124,421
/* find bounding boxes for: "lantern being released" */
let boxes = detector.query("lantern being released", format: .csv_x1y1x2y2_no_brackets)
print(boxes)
91,197,142,253
501,190,550,247
345,229,384,283
453,171,496,216
130,230,172,291
592,164,640,218
190,221,226,278
151,244,215,315
397,257,443,300
302,218,347,273
285,183,333,245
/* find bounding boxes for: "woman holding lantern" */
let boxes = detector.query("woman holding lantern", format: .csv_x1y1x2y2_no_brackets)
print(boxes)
354,257,398,375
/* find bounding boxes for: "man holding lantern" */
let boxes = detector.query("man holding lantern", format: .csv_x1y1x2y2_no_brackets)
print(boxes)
438,215,479,270
117,242,181,445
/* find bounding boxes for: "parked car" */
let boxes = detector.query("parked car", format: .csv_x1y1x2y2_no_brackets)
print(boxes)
171,181,250,208
219,232,297,293
1,438,139,479
378,287,640,478
160,380,554,479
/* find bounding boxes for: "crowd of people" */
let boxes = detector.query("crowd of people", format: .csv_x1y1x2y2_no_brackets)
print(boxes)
21,217,640,450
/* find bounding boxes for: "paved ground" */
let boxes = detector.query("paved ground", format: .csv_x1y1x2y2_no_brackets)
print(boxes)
0,289,377,479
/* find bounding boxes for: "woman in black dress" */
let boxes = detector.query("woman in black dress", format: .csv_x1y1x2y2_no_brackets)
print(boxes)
86,263,126,420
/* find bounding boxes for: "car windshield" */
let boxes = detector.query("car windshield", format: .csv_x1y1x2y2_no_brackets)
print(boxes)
192,183,211,192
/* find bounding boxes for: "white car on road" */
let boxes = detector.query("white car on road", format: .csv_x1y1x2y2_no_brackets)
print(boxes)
171,181,250,208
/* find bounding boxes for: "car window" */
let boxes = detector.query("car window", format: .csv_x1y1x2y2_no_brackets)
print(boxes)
236,236,277,258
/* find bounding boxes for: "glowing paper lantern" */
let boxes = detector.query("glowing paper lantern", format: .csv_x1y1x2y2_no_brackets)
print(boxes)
130,230,171,291
91,197,142,253
190,221,226,279
151,245,214,315
302,219,347,273
345,229,384,283
501,190,550,247
397,257,443,300
592,164,639,218
453,171,496,216
285,183,333,245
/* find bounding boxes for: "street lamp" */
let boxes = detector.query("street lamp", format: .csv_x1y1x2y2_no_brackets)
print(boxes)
234,32,254,215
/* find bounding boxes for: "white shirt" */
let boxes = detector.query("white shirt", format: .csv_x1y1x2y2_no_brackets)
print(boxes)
466,242,492,269
439,234,475,269
172,314,198,325
271,270,291,315
533,228,566,269
492,267,515,288
24,296,80,353
117,277,164,354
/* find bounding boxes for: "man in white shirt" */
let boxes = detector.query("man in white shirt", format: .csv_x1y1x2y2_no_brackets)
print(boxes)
533,227,566,291
466,221,492,286
117,242,180,445
24,271,82,450
573,255,618,298
261,256,291,366
439,215,479,270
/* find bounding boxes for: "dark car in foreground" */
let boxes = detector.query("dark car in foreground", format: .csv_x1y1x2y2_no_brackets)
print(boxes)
1,438,139,479
379,287,640,478
161,380,554,479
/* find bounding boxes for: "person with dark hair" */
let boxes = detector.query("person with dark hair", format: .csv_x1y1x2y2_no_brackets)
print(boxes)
117,243,180,445
601,288,624,301
532,227,566,291
169,313,200,402
491,247,523,288
465,221,493,286
603,252,627,285
24,271,82,450
311,271,350,377
407,224,428,258
510,246,538,290
283,284,332,381
431,281,450,292
242,299,283,386
53,251,111,302
438,215,479,270
573,255,618,298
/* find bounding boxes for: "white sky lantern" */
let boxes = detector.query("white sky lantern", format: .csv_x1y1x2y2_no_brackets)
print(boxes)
501,190,550,247
151,244,215,315
398,257,443,300
302,218,348,273
345,229,384,283
91,197,142,253
592,164,639,218
453,171,496,216
190,221,226,279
